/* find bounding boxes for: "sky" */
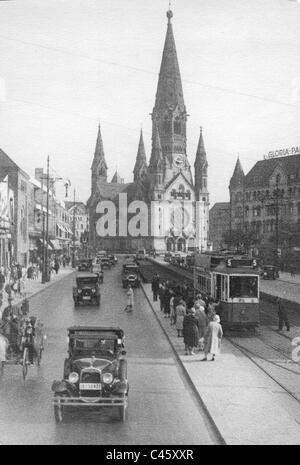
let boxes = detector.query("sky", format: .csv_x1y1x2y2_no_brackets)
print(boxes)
0,0,299,206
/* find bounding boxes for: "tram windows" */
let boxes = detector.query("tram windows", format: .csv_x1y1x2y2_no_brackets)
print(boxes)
216,274,222,301
229,276,258,299
221,275,228,301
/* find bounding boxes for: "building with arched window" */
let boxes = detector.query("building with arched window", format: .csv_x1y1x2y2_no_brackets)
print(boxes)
87,9,210,253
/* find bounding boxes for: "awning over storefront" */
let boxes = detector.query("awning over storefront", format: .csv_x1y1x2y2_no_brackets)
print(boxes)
56,223,66,233
65,225,73,235
50,239,62,250
38,238,52,250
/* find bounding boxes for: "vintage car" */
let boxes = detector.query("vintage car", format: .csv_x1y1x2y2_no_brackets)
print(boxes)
108,254,117,265
73,273,101,306
100,257,111,269
91,263,104,284
261,265,279,280
52,326,128,422
77,258,93,272
122,263,140,288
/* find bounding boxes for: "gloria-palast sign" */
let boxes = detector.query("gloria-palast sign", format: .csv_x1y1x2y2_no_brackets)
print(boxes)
264,146,300,160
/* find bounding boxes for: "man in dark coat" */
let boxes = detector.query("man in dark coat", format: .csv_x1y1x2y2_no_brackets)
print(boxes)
277,298,290,331
151,274,160,302
183,308,199,355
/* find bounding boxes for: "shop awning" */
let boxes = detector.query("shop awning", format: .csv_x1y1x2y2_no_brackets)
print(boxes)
38,238,52,250
56,223,66,233
50,239,62,250
65,225,73,235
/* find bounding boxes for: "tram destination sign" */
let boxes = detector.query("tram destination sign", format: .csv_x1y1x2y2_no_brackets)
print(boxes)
264,146,300,160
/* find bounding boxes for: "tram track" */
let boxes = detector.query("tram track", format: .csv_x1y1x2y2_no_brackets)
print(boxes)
226,337,300,406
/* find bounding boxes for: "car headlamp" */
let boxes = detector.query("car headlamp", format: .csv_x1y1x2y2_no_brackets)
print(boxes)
78,289,82,293
92,288,96,293
102,372,113,384
68,372,79,383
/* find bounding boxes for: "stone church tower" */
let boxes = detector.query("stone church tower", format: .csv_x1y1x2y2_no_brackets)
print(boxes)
88,9,210,253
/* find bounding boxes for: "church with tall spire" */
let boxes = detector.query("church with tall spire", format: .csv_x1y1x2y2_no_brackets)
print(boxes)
87,9,210,252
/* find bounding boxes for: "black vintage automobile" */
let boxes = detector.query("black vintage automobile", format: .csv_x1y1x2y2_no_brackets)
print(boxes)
52,326,129,422
108,254,117,265
77,258,93,272
261,265,279,280
122,263,140,288
73,273,101,306
100,257,111,269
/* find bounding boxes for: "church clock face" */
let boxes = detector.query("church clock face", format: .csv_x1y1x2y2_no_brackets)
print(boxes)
174,154,184,168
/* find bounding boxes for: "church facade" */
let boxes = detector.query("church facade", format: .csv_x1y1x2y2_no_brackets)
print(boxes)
87,9,210,253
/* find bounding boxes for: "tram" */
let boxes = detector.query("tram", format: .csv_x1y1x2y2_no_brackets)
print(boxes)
194,253,260,332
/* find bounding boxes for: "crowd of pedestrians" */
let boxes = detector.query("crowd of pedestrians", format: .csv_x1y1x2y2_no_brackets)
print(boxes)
151,274,223,361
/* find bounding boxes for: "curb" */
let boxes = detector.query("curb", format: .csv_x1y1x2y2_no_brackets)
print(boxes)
140,282,226,446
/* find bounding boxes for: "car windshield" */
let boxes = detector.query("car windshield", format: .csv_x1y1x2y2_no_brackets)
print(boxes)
124,265,137,272
73,338,115,354
77,278,97,287
229,276,258,298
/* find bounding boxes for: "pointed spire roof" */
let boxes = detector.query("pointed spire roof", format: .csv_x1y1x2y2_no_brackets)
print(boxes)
133,129,147,181
92,123,107,169
111,170,122,183
195,127,207,167
230,157,245,189
149,125,164,172
154,9,185,111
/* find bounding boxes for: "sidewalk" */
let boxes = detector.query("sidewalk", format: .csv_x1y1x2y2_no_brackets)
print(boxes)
0,267,75,318
142,282,300,445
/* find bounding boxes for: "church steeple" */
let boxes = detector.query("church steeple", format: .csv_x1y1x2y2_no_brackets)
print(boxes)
149,124,164,175
230,157,245,189
194,127,208,199
91,123,108,194
151,9,189,181
154,9,185,112
133,129,148,183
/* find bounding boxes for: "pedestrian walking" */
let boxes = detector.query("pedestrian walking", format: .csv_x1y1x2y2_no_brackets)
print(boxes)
277,297,290,331
124,285,134,312
201,315,223,361
151,273,160,302
158,282,166,312
175,299,186,337
54,258,60,275
163,286,171,318
195,303,208,351
183,307,199,355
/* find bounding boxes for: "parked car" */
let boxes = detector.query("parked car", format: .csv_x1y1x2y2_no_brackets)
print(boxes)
261,265,279,280
73,273,101,306
52,326,129,422
77,258,93,272
122,263,140,288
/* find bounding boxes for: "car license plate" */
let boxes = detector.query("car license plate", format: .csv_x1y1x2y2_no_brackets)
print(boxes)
80,383,101,390
83,296,90,300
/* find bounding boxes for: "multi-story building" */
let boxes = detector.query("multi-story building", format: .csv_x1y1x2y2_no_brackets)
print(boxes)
87,9,210,253
229,150,300,259
209,202,230,251
0,148,30,266
65,201,89,245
